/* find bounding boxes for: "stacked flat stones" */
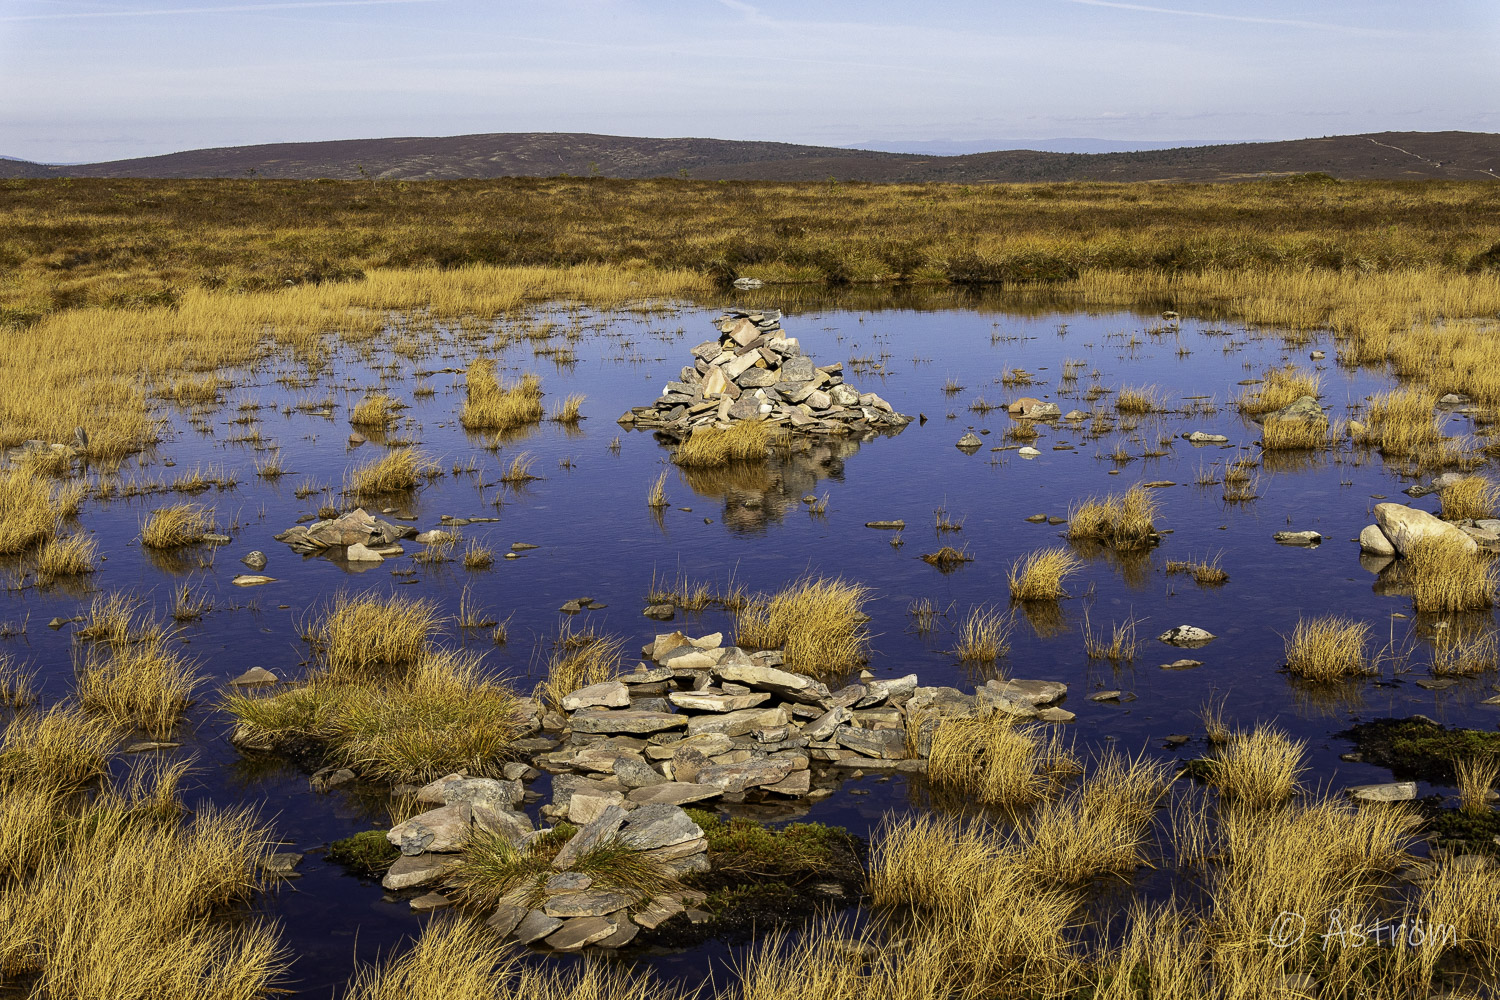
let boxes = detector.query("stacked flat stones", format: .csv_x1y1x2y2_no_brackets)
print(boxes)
617,310,913,435
372,631,1072,953
273,507,415,561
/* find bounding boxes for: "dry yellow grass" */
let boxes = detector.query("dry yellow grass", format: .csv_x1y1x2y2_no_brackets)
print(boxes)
926,713,1079,806
460,360,544,431
139,503,216,548
647,469,670,508
533,626,622,710
1066,486,1158,549
1164,554,1229,586
1405,533,1497,612
1261,415,1337,450
673,419,774,467
349,392,400,427
1283,614,1373,681
1008,546,1083,601
1236,365,1322,416
76,592,165,648
0,705,119,793
1114,385,1160,414
0,654,38,709
735,576,870,682
1202,725,1306,807
1432,625,1499,676
951,606,1013,663
550,392,584,423
76,636,202,737
314,591,438,681
460,539,494,570
1457,754,1500,817
346,447,431,497
0,465,68,554
1082,611,1138,662
34,532,97,582
1439,475,1499,520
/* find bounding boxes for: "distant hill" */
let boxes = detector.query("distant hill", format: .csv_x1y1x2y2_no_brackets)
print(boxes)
3,131,1498,183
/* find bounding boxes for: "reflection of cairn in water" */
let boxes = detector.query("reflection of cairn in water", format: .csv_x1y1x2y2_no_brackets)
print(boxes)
672,435,866,532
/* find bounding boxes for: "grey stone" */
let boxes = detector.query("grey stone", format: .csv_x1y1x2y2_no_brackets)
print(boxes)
230,666,279,687
472,803,533,845
835,727,907,759
632,894,687,929
627,782,722,806
714,663,831,704
567,792,626,825
1273,530,1322,546
382,852,463,890
855,673,917,707
563,680,631,712
546,915,620,951
904,686,977,723
1186,431,1229,444
544,889,637,918
409,891,452,912
956,432,982,449
763,769,813,796
1348,781,1417,803
644,603,676,620
418,775,524,811
696,756,796,792
1158,625,1216,646
803,706,853,740
571,710,688,735
515,909,564,944
344,542,384,563
486,903,528,938
619,804,703,850
979,678,1067,714
241,550,267,570
552,806,627,870
1375,502,1477,557
668,690,771,712
594,919,640,949
687,706,789,737
646,733,734,760
659,645,724,670
388,803,471,855
613,758,667,789
1360,524,1397,556
545,871,593,893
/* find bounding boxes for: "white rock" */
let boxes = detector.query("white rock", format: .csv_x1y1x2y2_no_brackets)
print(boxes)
1359,524,1396,557
1374,503,1476,557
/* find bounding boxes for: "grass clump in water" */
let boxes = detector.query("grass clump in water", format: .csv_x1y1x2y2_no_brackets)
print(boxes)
345,447,432,498
0,465,70,555
1164,554,1228,586
1283,614,1373,681
1066,486,1158,549
672,419,773,467
1008,547,1082,602
1439,475,1499,521
139,503,216,549
35,533,98,582
1198,725,1306,807
736,576,870,683
1405,533,1496,612
951,606,1013,663
314,591,438,681
926,713,1080,807
458,361,543,432
349,392,401,428
533,625,622,711
1432,625,1498,676
77,636,202,737
1236,365,1322,416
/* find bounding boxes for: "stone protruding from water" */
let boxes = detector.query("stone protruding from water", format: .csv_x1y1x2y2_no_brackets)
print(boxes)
273,507,417,557
617,311,913,436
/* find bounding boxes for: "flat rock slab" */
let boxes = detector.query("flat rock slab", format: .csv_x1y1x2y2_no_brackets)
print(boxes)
627,782,722,806
619,803,703,850
1273,530,1323,546
835,727,908,760
632,894,687,929
687,706,789,737
696,756,796,792
668,690,771,712
486,903,529,938
715,663,831,704
544,889,637,918
382,852,463,890
388,803,471,855
563,680,631,711
552,805,627,870
515,909,564,944
409,891,452,912
572,710,689,735
1375,502,1477,557
1348,781,1417,803
594,920,640,949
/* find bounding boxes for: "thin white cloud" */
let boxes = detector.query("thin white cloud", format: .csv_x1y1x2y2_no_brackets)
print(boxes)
1062,0,1410,38
0,0,443,21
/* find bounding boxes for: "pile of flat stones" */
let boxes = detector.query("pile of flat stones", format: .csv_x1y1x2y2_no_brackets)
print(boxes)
273,507,417,562
617,310,913,436
371,630,1072,953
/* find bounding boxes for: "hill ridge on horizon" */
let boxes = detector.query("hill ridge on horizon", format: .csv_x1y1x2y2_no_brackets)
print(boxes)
3,130,1498,183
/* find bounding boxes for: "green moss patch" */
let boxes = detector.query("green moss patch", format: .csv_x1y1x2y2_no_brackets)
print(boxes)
1415,796,1500,856
326,829,398,875
1338,718,1500,784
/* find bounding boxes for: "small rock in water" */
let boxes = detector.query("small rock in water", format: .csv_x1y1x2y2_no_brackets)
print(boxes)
1273,530,1322,546
511,542,540,551
1088,690,1123,702
1348,781,1417,803
864,520,906,530
1160,659,1203,671
230,667,279,687
1186,431,1229,444
1017,447,1041,458
232,574,276,586
1158,625,1215,647
348,432,367,446
643,603,675,620
241,550,267,570
955,432,982,450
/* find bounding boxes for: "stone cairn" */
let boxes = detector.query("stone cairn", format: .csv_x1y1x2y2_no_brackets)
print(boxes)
273,507,416,561
373,630,1071,952
617,310,913,436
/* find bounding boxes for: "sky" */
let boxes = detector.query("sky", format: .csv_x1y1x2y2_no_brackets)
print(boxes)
2,0,1497,163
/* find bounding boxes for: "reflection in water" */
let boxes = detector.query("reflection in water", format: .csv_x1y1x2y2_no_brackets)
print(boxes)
1016,600,1070,639
1069,538,1154,590
669,431,902,533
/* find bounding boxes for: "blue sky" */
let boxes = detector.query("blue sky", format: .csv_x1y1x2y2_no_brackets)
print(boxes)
2,0,1496,162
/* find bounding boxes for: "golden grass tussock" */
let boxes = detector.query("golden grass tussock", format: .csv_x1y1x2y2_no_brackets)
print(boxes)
349,391,401,427
1066,485,1158,549
460,360,544,432
1201,725,1307,807
460,539,494,570
1236,365,1322,416
533,627,622,711
1164,554,1229,586
0,653,38,709
76,591,166,647
0,705,119,794
550,392,585,423
1456,754,1500,817
647,469,670,508
34,532,97,582
672,419,773,467
1008,546,1083,602
1439,475,1499,521
926,713,1080,807
0,464,69,555
139,502,216,548
1114,384,1160,414
343,916,684,1000
314,590,438,681
446,827,679,913
735,576,870,682
1353,387,1447,460
951,606,1013,663
225,649,526,782
1432,625,1499,676
1260,414,1337,450
76,636,202,737
1283,614,1373,681
1082,611,1138,662
1404,533,1497,613
346,447,432,497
